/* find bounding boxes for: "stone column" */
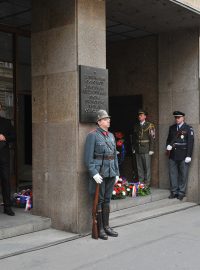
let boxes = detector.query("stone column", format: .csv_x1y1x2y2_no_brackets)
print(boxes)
158,28,199,202
77,0,106,233
32,0,106,233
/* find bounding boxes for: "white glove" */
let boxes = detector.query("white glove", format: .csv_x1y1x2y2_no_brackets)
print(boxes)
115,176,119,184
166,145,172,151
132,149,135,154
93,173,103,184
149,151,154,155
185,157,191,163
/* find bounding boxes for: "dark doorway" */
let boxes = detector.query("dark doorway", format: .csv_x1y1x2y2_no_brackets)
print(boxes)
109,95,142,179
109,95,142,154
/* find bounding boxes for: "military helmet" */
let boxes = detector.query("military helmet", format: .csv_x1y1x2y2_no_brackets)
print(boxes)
96,110,110,122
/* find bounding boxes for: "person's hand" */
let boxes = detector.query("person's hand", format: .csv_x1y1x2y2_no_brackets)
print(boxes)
149,151,154,155
185,157,191,163
93,173,103,184
166,145,172,151
115,176,119,184
132,149,135,154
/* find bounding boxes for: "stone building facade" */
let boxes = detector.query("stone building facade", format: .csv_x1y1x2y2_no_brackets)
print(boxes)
1,0,200,234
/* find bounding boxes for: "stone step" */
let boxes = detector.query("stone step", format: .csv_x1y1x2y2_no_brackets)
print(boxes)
0,228,79,260
110,199,197,228
0,207,51,240
111,188,170,212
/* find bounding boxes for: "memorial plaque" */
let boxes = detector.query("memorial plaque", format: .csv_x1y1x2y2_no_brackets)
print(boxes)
79,65,108,123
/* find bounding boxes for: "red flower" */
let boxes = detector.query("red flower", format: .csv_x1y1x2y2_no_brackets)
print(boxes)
115,132,124,139
117,140,124,147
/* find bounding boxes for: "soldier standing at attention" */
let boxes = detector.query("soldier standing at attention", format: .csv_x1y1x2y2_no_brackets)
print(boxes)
166,111,194,200
132,110,155,185
84,110,119,240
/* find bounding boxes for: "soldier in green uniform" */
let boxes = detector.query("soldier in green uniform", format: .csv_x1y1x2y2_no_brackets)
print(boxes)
131,110,155,185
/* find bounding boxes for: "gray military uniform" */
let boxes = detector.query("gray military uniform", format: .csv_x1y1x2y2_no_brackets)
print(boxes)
84,127,119,198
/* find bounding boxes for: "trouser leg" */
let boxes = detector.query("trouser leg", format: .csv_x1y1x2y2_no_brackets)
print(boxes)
169,159,179,195
143,154,151,185
136,154,145,181
178,160,189,196
0,160,11,207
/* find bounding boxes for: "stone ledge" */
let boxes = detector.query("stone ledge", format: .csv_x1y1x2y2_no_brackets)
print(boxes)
111,188,170,212
0,207,51,240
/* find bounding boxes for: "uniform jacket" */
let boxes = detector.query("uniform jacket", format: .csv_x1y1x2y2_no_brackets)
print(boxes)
0,117,15,161
133,121,155,154
84,127,119,194
166,123,194,161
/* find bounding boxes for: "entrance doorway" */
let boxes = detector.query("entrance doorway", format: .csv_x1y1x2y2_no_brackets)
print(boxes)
109,95,142,179
0,31,32,192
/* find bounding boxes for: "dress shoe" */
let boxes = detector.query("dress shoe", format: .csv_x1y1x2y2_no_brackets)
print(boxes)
177,194,185,201
104,227,118,237
4,207,15,216
99,229,108,240
168,193,178,199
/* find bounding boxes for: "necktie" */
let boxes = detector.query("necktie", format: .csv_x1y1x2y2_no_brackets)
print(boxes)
102,131,108,136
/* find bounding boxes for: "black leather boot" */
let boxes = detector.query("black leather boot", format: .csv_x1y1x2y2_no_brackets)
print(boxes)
4,206,15,216
103,205,118,237
97,210,108,240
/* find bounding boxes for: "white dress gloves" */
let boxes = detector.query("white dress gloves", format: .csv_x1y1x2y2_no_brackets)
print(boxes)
149,151,154,155
166,145,172,151
115,175,119,184
185,157,191,163
93,173,103,184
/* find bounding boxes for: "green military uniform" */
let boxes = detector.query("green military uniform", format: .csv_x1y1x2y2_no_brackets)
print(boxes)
133,121,155,184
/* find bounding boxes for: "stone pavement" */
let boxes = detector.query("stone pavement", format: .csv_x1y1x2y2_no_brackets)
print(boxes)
0,187,197,262
0,188,169,241
0,205,200,270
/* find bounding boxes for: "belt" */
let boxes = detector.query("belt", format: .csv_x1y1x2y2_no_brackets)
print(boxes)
174,143,187,146
94,155,115,160
137,140,149,143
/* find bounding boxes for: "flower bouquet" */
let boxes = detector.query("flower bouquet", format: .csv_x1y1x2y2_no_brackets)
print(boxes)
134,182,151,196
112,177,151,200
112,177,127,199
12,189,33,210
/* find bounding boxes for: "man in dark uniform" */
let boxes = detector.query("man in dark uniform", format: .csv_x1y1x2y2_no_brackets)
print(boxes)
84,110,119,240
0,116,16,215
166,111,194,200
132,110,155,185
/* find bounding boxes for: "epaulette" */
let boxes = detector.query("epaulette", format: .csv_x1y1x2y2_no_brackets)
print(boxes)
88,129,97,134
149,123,155,129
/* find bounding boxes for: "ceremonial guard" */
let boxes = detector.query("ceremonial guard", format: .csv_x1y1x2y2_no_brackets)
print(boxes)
131,110,155,185
84,110,119,240
166,111,194,200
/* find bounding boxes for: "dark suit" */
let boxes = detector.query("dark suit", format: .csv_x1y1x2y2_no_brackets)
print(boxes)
166,123,194,196
0,117,15,207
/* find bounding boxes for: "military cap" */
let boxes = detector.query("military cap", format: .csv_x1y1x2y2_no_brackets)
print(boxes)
96,109,110,122
138,109,148,115
173,111,185,117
